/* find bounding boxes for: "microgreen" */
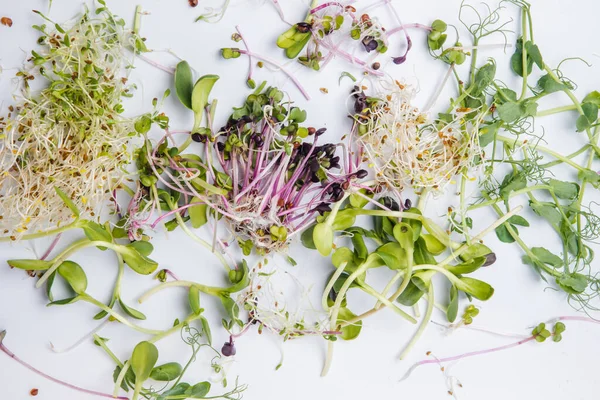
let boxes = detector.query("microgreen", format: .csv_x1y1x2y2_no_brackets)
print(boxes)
0,6,143,241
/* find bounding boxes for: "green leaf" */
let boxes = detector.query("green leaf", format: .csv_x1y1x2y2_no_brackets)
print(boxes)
54,186,80,218
510,38,533,77
7,259,52,271
332,247,355,269
119,299,147,320
507,215,529,227
431,19,447,32
189,286,201,315
313,223,334,256
120,244,159,275
396,280,426,306
456,277,494,300
459,243,494,262
531,247,563,267
556,273,588,294
82,221,112,250
57,261,87,295
393,223,416,251
497,102,524,123
422,234,446,255
200,316,212,345
191,75,219,115
338,307,362,340
331,209,356,231
185,382,211,398
530,202,562,226
189,198,208,228
131,341,159,383
46,271,56,301
495,224,516,243
576,115,591,132
161,383,191,397
150,362,182,381
134,115,152,134
445,257,486,275
537,74,569,94
175,61,194,110
524,41,543,69
47,296,80,306
447,285,459,323
471,62,496,96
374,242,407,270
301,224,317,249
220,295,239,321
582,91,600,106
582,102,598,123
129,241,154,257
548,179,579,200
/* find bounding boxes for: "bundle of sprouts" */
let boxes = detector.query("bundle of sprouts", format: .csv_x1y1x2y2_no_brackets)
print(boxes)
350,81,485,193
130,78,365,255
0,7,139,239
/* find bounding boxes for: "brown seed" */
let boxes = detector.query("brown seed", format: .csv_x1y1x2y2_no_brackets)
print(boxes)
30,388,39,396
188,0,198,6
371,62,380,70
320,87,329,94
1,17,13,27
257,61,264,68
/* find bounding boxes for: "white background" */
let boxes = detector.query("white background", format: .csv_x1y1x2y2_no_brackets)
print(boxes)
1,0,600,399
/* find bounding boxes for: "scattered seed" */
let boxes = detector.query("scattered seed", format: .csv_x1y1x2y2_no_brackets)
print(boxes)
371,62,381,70
320,87,329,94
188,0,199,6
30,388,39,396
257,61,264,68
1,17,13,27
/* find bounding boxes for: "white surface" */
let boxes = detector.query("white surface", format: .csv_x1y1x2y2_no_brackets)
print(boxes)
1,0,600,399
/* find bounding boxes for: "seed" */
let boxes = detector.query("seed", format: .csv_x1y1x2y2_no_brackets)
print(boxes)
257,61,264,68
30,388,39,396
371,62,380,70
1,17,13,27
320,87,329,94
188,0,198,6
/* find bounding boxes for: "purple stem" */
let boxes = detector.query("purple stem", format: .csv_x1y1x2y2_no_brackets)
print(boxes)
237,49,311,100
0,334,128,400
137,54,175,74
310,2,345,13
40,233,62,261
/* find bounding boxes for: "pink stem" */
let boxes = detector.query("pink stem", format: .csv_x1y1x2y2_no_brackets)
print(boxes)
0,339,128,400
237,49,311,100
386,23,433,36
40,233,62,260
137,54,175,74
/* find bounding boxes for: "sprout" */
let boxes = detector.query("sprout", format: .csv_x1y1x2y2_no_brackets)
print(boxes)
350,81,485,193
0,8,142,239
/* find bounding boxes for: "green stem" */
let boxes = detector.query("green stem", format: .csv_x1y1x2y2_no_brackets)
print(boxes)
358,283,416,323
138,280,222,304
536,104,578,117
93,334,123,367
322,262,347,311
399,284,435,359
496,135,587,172
518,9,529,101
468,184,551,211
80,295,165,335
0,220,81,242
540,144,589,168
484,194,561,278
133,5,143,35
35,238,93,288
459,173,470,244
